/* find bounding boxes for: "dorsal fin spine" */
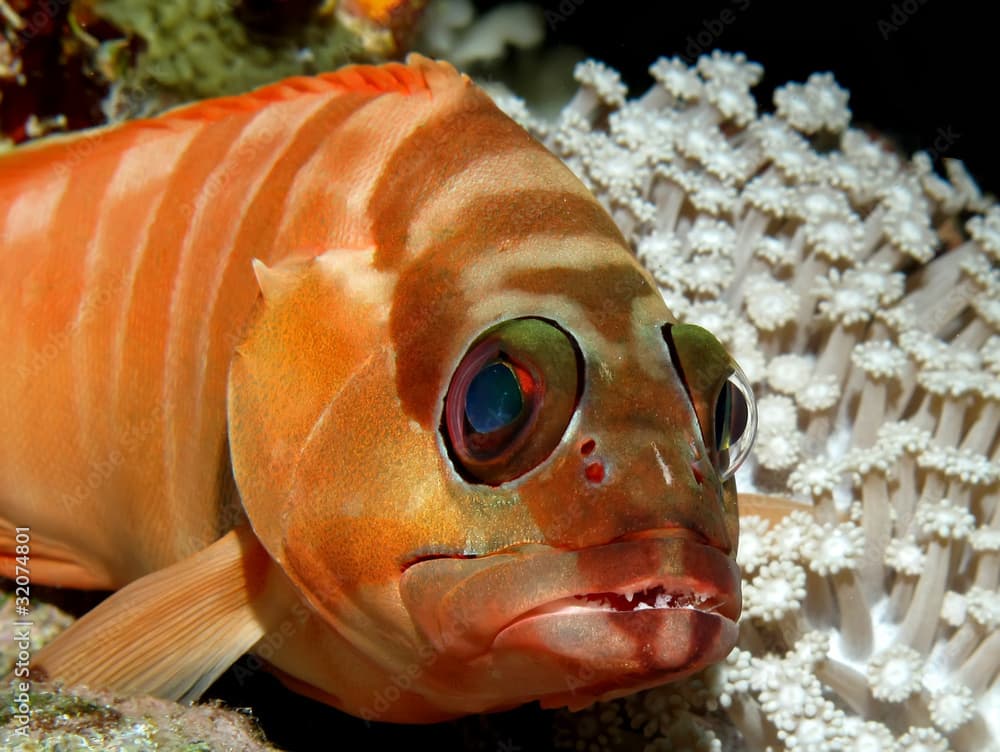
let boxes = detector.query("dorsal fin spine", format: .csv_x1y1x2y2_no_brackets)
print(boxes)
159,53,459,125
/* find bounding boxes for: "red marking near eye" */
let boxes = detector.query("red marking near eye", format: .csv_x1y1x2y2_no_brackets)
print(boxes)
584,461,605,483
510,361,536,399
580,438,596,456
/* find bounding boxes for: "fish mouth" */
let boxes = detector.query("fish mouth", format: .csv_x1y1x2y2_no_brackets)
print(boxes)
398,534,740,674
518,581,735,621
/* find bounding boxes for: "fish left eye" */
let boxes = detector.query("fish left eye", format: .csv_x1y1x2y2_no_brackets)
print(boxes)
466,361,525,433
442,318,582,485
713,365,756,481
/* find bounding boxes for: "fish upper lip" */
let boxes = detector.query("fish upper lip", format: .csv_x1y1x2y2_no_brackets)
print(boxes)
398,534,740,660
399,526,714,570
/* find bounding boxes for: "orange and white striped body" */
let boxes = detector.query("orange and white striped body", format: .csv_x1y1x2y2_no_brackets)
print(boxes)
0,59,501,583
0,56,756,722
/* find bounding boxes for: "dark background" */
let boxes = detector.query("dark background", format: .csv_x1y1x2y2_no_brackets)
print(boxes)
494,0,997,194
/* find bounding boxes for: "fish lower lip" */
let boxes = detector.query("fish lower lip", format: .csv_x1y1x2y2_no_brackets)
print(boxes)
399,536,740,660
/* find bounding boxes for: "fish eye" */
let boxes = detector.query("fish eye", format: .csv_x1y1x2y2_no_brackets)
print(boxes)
661,323,757,482
460,357,533,456
466,361,526,433
713,364,757,481
442,318,582,485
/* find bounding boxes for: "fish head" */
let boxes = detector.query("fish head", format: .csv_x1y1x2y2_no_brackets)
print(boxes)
390,254,758,716
228,242,756,721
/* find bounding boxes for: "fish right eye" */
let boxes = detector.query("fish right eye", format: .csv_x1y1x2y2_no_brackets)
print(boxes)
661,322,757,482
712,365,756,481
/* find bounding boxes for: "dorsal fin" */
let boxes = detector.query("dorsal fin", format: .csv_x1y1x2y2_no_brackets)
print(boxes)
157,53,466,125
0,54,467,175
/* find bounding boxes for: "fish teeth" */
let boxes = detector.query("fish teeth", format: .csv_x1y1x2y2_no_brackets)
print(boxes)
623,589,635,603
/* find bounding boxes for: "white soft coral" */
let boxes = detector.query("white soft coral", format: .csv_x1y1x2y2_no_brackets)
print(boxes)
534,52,1000,752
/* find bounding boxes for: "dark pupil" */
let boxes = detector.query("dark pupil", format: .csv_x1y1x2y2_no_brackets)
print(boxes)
714,382,748,452
465,361,523,434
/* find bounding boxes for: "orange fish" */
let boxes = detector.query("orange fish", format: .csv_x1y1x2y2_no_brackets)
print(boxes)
0,55,757,722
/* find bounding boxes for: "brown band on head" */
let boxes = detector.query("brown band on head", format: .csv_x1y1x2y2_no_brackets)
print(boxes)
388,188,627,429
503,263,656,343
368,93,555,271
389,257,472,430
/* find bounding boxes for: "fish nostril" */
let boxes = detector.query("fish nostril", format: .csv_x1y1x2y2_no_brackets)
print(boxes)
580,438,596,456
584,461,605,483
691,462,704,485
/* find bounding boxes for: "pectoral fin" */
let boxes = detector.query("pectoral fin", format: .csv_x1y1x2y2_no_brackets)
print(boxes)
33,525,287,702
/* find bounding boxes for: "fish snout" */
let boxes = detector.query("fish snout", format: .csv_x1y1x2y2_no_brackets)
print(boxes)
399,535,741,662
